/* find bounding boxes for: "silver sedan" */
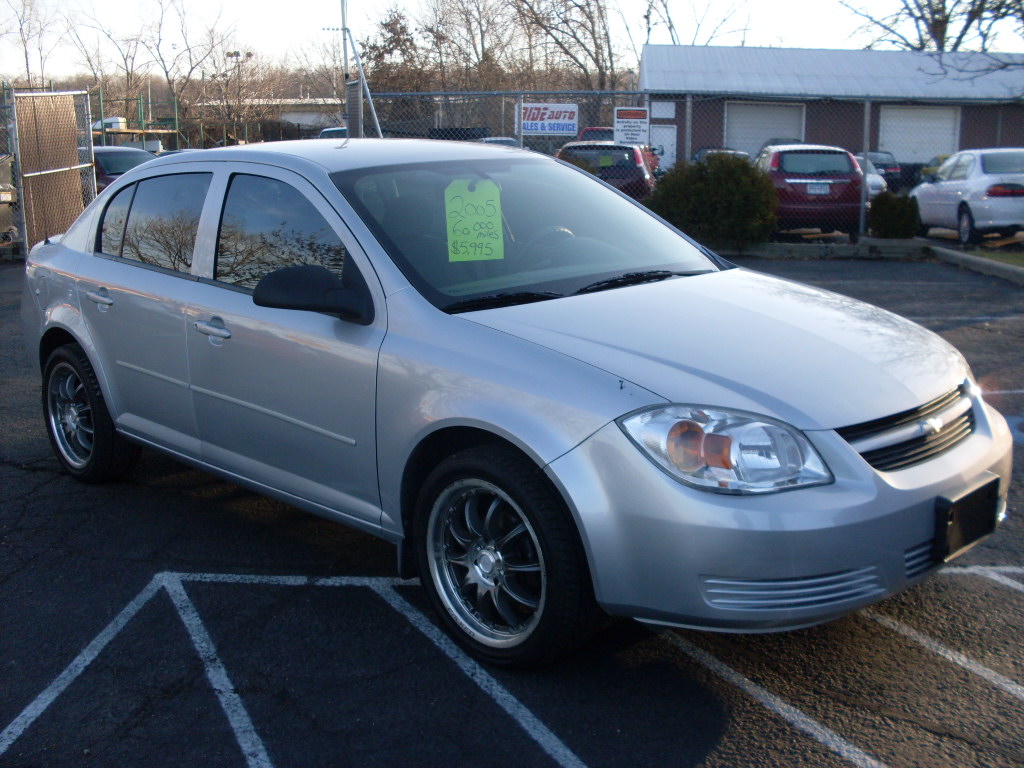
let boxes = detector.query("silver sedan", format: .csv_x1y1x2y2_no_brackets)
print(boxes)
910,147,1024,244
21,139,1013,667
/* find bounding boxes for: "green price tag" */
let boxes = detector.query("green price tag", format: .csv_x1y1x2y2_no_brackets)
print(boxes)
445,179,504,262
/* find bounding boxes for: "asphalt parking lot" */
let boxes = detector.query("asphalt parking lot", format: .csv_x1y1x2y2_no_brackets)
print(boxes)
1,256,1022,768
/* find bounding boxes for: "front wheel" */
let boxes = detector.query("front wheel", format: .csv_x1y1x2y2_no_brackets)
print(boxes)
43,344,139,482
415,446,599,668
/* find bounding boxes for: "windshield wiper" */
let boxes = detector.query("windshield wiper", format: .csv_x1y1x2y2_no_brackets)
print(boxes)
574,270,702,296
442,291,562,313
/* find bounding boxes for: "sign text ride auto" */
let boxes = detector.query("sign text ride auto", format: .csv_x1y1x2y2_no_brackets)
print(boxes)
519,103,579,136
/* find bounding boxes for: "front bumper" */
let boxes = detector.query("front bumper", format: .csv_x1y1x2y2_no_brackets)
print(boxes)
547,400,1013,632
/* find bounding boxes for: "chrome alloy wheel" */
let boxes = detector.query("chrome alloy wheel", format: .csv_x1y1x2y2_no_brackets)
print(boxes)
46,361,94,470
426,479,546,648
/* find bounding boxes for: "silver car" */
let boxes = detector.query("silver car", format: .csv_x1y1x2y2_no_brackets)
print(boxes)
21,139,1013,668
910,148,1024,244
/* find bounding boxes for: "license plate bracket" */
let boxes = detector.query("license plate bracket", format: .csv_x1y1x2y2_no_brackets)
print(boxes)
933,476,1000,562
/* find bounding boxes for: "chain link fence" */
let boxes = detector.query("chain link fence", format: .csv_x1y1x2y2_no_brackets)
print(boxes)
2,85,1019,253
10,91,94,253
344,89,1024,240
1,99,16,253
350,91,646,155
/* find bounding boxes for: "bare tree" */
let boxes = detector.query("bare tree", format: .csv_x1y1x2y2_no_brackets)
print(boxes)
6,0,60,86
509,0,621,91
65,11,150,103
840,0,1010,51
641,0,747,46
419,0,520,90
140,0,228,120
203,46,282,126
291,37,348,105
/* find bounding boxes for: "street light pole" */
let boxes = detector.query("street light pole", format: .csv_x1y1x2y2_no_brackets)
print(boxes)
341,0,349,82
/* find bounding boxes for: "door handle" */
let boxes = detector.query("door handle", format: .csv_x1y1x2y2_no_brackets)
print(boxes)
85,290,114,307
194,320,232,340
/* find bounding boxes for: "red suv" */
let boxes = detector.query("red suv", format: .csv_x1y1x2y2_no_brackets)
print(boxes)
556,141,657,201
754,144,864,239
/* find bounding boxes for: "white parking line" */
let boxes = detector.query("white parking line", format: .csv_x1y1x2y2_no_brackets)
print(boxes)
5,567,1021,767
660,633,889,768
164,576,274,768
371,583,588,768
864,611,1024,704
942,564,1024,594
0,573,585,768
0,574,165,755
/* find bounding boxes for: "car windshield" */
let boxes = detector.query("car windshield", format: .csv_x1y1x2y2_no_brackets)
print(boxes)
96,150,154,175
780,151,853,175
331,156,715,310
866,152,896,165
981,150,1024,174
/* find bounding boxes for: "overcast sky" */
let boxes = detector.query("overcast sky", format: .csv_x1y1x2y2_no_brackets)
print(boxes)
4,0,891,80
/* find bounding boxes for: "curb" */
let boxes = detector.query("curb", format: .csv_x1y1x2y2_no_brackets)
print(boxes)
924,244,1024,287
722,237,1024,287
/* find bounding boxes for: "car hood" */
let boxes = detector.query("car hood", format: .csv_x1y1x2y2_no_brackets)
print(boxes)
463,268,967,430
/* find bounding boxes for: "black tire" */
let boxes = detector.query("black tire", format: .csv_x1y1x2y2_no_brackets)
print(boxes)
414,445,600,668
42,344,139,483
958,206,980,246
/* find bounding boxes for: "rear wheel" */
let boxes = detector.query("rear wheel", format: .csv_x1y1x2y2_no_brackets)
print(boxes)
415,446,599,668
958,206,980,246
43,344,139,482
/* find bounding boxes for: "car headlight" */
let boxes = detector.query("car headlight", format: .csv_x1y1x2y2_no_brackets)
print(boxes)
618,405,832,494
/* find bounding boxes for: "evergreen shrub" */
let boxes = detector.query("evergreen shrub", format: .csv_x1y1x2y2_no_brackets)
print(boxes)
867,191,921,239
645,153,777,251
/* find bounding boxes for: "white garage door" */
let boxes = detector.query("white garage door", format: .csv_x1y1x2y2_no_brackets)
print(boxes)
725,103,804,158
879,106,960,163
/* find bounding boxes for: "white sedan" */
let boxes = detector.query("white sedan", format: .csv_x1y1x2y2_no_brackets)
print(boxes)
910,148,1024,245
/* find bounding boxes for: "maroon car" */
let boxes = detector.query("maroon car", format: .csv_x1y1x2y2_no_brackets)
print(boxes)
93,146,156,192
556,140,657,201
754,143,864,239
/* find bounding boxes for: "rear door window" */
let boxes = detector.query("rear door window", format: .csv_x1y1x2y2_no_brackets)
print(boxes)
115,173,212,272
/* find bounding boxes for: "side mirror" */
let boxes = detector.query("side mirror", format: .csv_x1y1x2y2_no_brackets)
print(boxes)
921,173,937,183
253,264,374,325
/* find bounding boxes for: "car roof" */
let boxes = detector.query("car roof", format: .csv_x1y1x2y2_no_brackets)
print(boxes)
965,147,1024,154
139,138,534,175
763,143,850,153
560,140,635,150
93,145,153,153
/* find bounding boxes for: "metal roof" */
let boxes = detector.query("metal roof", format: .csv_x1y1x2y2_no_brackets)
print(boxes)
639,45,1024,101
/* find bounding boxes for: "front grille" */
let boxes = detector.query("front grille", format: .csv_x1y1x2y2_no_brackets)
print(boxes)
701,566,884,611
904,541,936,580
836,385,976,472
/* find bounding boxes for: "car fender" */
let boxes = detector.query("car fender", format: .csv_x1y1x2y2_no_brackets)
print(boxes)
374,291,664,536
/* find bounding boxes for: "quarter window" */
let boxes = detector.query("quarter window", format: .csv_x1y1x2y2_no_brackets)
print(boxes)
215,174,347,289
99,184,135,257
118,173,211,271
